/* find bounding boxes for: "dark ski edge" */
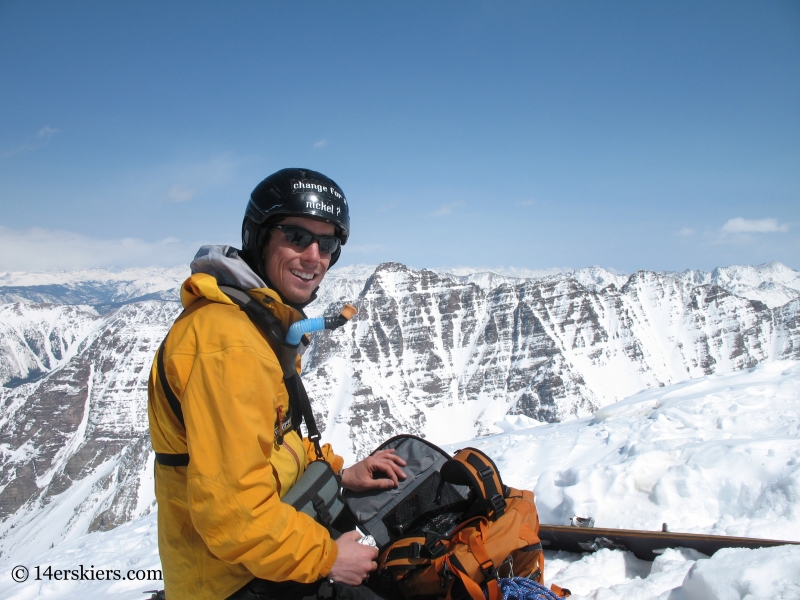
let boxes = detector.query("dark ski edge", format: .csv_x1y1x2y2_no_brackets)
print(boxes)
539,525,800,562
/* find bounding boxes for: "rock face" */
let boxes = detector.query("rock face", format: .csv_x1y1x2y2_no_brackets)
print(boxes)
0,300,180,558
303,263,800,459
0,261,799,557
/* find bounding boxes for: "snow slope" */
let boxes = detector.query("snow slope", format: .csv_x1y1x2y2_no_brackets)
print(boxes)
1,361,798,599
474,360,800,540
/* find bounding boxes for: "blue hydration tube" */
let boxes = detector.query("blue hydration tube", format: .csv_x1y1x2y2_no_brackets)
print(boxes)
285,304,357,346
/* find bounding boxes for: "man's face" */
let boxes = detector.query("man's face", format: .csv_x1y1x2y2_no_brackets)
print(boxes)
263,216,335,304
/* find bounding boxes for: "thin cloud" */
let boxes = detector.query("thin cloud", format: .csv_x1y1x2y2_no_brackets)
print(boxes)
515,200,535,207
0,226,195,271
2,125,61,158
139,153,240,204
378,202,398,213
721,218,789,234
313,139,327,149
677,227,695,236
37,126,60,138
430,201,464,217
167,184,196,203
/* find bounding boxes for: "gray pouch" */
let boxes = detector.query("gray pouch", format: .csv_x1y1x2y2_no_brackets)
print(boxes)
282,460,344,528
343,435,470,550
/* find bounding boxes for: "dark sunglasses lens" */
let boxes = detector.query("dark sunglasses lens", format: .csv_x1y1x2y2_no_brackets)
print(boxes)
286,229,314,247
280,226,339,254
318,237,340,254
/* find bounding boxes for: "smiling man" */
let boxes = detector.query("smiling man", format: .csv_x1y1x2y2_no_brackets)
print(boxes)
148,169,405,600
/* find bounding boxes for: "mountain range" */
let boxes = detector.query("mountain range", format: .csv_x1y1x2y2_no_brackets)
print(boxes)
0,260,799,558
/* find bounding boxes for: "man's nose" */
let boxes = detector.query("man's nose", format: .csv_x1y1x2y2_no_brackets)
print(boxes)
299,241,322,263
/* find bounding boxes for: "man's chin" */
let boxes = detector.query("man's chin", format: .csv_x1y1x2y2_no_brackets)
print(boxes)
281,284,316,305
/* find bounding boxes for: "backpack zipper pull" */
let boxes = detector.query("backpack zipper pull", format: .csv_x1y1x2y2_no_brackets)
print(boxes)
276,405,285,445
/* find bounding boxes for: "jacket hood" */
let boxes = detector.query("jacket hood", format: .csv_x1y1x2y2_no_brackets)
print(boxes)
181,245,281,309
191,245,267,289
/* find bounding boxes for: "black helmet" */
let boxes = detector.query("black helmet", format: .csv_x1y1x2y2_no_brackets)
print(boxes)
242,168,350,269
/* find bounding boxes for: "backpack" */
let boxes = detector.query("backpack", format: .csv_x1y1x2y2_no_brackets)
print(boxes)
343,435,552,600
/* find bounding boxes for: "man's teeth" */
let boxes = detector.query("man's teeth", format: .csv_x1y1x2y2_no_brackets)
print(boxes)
291,270,314,281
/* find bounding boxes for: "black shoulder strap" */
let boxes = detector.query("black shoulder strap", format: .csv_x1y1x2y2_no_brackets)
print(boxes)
157,340,184,427
218,286,325,461
154,338,190,467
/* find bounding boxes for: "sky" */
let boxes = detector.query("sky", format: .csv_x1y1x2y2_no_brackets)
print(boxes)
0,1,798,274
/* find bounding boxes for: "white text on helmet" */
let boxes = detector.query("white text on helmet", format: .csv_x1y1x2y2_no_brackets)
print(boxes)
292,180,345,202
305,199,341,216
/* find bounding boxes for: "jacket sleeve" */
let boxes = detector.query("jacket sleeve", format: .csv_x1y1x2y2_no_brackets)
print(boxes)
181,343,338,583
303,439,345,474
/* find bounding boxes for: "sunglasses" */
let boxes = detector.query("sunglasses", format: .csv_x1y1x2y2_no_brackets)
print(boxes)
272,225,341,255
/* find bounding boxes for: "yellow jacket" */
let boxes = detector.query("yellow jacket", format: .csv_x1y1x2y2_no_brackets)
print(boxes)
148,273,345,600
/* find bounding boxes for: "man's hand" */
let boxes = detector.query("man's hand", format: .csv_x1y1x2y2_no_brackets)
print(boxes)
340,449,407,492
329,530,378,585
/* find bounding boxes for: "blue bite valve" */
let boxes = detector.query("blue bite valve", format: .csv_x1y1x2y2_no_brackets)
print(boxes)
285,304,357,346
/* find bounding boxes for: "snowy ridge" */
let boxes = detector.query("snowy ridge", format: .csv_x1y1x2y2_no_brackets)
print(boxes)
0,266,188,306
0,265,189,288
435,262,799,307
0,362,798,599
672,262,800,309
304,262,800,462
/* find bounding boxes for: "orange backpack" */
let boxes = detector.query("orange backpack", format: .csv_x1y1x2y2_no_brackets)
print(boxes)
344,436,550,600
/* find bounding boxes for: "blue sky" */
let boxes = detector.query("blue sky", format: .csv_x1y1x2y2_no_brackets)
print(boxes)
1,1,798,273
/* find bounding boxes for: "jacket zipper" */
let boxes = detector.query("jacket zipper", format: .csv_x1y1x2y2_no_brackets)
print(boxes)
283,437,302,483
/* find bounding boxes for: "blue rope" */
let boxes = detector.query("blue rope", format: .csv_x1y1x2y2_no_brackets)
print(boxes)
496,577,561,600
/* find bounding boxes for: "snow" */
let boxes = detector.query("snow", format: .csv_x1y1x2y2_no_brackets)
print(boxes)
469,361,800,539
0,511,161,600
1,360,798,598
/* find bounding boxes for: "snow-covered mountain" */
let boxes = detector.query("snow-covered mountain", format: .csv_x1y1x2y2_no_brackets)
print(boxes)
305,262,800,459
0,260,798,566
1,360,798,599
0,266,187,307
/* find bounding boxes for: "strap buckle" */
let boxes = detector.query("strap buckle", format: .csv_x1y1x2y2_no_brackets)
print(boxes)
312,495,332,526
478,466,494,480
489,493,507,516
308,433,325,461
439,561,453,588
479,559,497,581
424,533,447,558
409,542,421,559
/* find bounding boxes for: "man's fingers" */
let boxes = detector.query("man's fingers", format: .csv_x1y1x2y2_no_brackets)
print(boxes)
377,476,399,489
390,461,407,479
374,449,407,466
372,459,400,485
375,458,406,483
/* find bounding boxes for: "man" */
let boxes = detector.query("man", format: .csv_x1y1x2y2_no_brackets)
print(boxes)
148,168,406,600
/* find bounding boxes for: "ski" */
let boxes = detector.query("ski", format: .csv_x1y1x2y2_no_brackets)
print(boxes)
538,524,799,561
